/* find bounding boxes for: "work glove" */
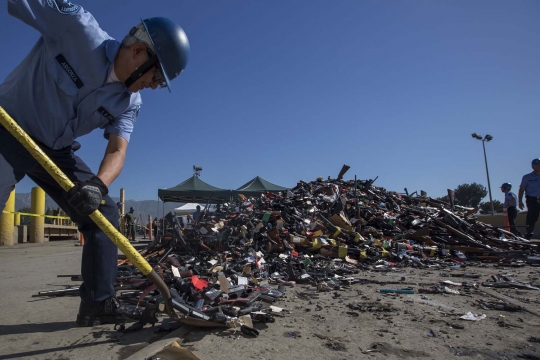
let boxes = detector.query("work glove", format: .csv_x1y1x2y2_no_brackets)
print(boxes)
65,176,108,216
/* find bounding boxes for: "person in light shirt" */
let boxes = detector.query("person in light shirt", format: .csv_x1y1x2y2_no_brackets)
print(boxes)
500,183,518,235
518,158,540,239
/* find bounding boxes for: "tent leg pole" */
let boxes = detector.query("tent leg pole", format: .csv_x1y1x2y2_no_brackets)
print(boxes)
162,201,165,236
156,196,159,225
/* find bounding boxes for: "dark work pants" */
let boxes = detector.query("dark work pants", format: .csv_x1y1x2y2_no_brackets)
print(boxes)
0,126,118,307
507,206,518,234
126,224,136,241
526,196,540,238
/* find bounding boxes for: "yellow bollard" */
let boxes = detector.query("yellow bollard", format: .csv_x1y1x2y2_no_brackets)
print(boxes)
14,213,20,226
0,189,16,245
29,186,45,243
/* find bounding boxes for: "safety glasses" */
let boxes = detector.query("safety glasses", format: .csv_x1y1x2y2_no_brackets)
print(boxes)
147,50,167,88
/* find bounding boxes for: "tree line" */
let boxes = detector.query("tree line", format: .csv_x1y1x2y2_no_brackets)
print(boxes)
436,183,503,214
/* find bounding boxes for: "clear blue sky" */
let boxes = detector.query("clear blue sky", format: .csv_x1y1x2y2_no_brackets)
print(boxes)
1,0,538,202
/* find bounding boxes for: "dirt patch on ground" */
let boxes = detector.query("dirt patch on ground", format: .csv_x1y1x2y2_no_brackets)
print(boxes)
175,265,540,360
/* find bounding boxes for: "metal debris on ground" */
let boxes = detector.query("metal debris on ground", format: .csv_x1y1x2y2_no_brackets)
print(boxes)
32,172,540,338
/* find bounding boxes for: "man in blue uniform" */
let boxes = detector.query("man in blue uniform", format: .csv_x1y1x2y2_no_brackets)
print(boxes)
125,206,137,242
500,183,518,235
518,158,540,239
0,0,189,326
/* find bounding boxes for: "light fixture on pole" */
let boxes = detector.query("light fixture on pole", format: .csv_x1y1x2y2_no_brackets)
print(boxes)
471,133,494,214
193,165,202,178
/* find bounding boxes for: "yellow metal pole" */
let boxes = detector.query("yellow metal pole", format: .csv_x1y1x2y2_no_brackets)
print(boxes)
0,106,176,318
14,212,20,226
0,189,15,245
29,186,45,243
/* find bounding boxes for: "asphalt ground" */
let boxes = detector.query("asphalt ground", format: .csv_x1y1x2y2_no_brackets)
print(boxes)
1,239,540,360
0,237,169,360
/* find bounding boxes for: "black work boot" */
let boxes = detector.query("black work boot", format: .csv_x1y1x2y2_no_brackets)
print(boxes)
76,297,125,327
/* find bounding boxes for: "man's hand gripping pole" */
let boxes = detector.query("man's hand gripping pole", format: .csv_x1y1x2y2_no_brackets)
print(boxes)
0,106,177,319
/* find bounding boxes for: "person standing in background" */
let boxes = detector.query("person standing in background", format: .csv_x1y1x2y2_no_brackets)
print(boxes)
500,183,518,235
124,207,137,242
192,205,202,222
152,217,159,239
116,202,123,231
519,158,540,239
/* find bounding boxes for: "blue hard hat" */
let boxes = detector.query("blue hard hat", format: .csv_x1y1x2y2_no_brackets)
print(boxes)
500,183,511,190
130,207,135,211
117,202,122,206
532,158,540,166
141,17,190,91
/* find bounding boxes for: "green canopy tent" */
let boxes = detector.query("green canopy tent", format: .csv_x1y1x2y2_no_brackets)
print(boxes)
235,176,289,196
158,176,232,204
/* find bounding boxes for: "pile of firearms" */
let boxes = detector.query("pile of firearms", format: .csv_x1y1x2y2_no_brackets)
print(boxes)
171,175,536,264
35,174,538,333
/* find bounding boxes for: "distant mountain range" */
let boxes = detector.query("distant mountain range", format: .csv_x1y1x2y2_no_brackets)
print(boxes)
15,193,182,220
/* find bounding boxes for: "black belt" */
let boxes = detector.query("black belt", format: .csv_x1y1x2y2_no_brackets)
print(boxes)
526,195,540,199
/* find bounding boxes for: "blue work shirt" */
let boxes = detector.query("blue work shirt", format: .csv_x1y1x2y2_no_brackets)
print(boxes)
0,0,142,150
504,191,517,208
520,172,540,197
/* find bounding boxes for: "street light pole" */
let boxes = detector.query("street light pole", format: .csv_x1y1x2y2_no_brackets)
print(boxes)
481,140,495,215
471,133,495,215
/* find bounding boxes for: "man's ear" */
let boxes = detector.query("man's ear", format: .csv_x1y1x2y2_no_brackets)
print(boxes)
131,43,148,57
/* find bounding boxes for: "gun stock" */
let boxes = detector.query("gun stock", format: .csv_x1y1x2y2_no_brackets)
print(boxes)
337,164,350,180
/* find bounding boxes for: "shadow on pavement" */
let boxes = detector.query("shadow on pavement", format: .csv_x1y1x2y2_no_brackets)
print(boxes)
0,321,77,336
0,319,182,359
0,339,117,360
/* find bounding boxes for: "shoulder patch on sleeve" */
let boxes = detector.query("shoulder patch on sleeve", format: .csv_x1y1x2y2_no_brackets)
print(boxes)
46,0,81,14
97,106,115,123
